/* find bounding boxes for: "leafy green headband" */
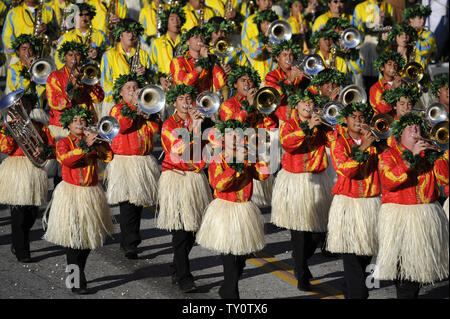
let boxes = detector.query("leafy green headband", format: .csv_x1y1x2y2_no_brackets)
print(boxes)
310,29,340,46
60,106,94,129
430,73,449,97
382,86,421,107
11,34,43,53
253,9,279,26
77,3,96,19
324,17,351,31
336,102,374,125
284,0,308,9
227,65,261,89
387,23,418,44
166,84,198,106
57,41,88,61
112,18,144,41
179,25,209,54
288,89,316,109
112,72,147,103
310,68,350,87
270,39,303,59
403,5,432,20
215,119,249,134
392,112,430,141
158,6,186,35
373,51,406,74
205,20,235,37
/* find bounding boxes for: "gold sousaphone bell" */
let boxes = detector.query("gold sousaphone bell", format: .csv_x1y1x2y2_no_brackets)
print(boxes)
429,121,449,150
253,86,281,115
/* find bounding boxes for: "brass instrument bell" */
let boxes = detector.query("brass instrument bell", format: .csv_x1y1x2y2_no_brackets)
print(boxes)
137,85,166,115
339,85,367,105
253,87,281,115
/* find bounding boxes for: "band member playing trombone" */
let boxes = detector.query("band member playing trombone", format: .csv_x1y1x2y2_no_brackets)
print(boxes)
0,90,56,263
43,106,114,295
46,41,104,140
374,112,449,299
271,89,334,292
105,73,161,260
157,84,213,293
170,25,227,94
326,102,381,299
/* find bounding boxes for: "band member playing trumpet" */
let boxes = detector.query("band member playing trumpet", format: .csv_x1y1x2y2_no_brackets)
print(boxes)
157,84,213,293
55,3,109,69
310,29,349,75
181,0,216,32
169,25,227,95
105,73,161,260
271,89,334,292
196,120,270,299
7,34,47,123
369,51,406,114
46,41,104,140
310,68,349,108
326,102,381,299
312,0,350,33
0,90,56,263
265,39,309,122
430,73,449,112
43,106,114,295
374,112,449,299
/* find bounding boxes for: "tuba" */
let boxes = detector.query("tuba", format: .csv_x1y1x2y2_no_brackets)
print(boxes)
253,86,281,115
339,85,367,105
136,85,166,115
340,27,361,49
0,89,48,167
195,91,221,115
268,20,292,45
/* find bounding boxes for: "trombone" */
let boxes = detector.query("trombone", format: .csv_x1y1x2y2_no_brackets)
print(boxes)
308,101,343,129
358,113,394,142
78,116,120,144
253,87,281,115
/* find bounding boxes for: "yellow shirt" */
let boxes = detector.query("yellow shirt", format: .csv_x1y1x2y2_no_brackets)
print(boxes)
317,50,348,75
312,11,351,33
286,16,310,54
101,42,151,102
55,27,109,69
205,0,240,17
0,0,8,27
150,33,180,75
139,2,170,43
86,0,128,34
352,0,394,34
182,2,217,32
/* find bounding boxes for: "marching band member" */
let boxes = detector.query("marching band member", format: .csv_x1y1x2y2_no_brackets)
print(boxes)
284,0,312,54
271,89,334,291
310,29,350,75
381,86,421,121
196,120,270,299
169,25,227,94
0,90,55,263
369,51,406,114
7,34,47,123
157,84,212,293
55,2,109,70
265,39,309,122
205,0,239,19
85,0,127,36
181,0,216,32
374,112,449,299
46,41,104,140
312,0,350,33
100,19,152,117
43,106,114,295
309,68,349,109
326,102,381,299
139,0,170,45
402,5,437,67
430,73,449,112
105,73,161,260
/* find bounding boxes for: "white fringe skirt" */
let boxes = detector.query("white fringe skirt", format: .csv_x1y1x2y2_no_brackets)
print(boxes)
374,202,449,284
48,125,69,141
196,199,265,255
156,170,212,232
0,156,48,206
444,197,449,220
101,101,116,118
271,170,333,232
105,154,160,207
326,195,381,256
251,175,274,208
29,108,49,125
43,181,114,250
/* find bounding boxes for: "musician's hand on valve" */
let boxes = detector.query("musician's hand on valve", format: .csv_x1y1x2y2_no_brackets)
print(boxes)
308,113,322,129
359,130,376,151
135,65,146,76
84,130,98,147
110,14,120,24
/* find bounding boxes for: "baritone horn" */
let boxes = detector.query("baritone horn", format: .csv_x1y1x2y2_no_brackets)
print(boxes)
30,57,56,85
295,54,326,78
137,85,166,115
341,27,362,49
253,86,281,115
195,91,221,115
268,20,292,44
339,85,367,105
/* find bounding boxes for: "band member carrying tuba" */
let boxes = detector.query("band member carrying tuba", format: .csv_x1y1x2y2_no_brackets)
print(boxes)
105,73,161,260
374,112,449,299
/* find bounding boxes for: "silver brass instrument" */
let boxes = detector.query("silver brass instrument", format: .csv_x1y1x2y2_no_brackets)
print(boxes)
268,20,292,45
137,85,166,115
341,27,361,49
156,1,163,38
195,91,221,115
0,89,47,168
296,54,326,78
425,103,448,126
198,1,205,25
30,57,56,85
60,0,69,36
82,116,120,144
106,0,117,44
253,86,281,115
311,101,343,129
360,113,393,141
339,85,367,105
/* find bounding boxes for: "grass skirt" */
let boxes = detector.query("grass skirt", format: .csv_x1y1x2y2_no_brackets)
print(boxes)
271,170,333,232
0,156,47,206
29,108,49,125
101,101,115,118
48,125,69,141
326,195,381,256
196,199,265,255
157,170,212,231
444,197,449,220
374,202,449,284
43,181,114,250
251,175,274,208
105,154,160,206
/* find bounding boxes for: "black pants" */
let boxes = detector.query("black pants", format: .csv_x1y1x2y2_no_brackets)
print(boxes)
10,205,39,260
119,201,143,252
342,253,373,299
66,248,91,289
171,230,195,285
219,254,247,299
395,280,421,299
291,230,324,287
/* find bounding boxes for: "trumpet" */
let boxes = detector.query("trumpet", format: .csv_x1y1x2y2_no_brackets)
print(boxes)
267,20,292,45
339,85,367,105
253,87,281,115
78,116,120,144
358,113,393,141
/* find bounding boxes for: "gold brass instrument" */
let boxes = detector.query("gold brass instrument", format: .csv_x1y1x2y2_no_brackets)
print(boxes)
195,91,221,116
79,60,101,86
359,113,394,141
330,44,337,69
136,85,166,115
268,20,292,45
400,62,424,87
224,0,235,28
80,116,120,144
198,1,205,25
33,0,49,45
339,85,367,105
340,27,362,49
106,0,117,44
253,86,281,115
130,40,142,72
0,89,47,168
413,121,449,151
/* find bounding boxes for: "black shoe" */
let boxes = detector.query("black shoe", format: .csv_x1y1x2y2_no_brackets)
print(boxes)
124,250,138,260
71,287,93,295
17,256,33,263
178,279,197,293
297,281,313,292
